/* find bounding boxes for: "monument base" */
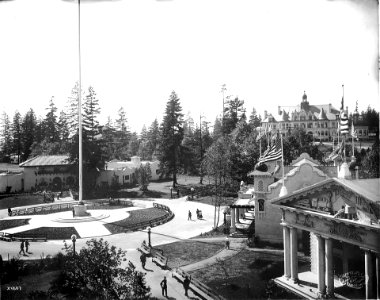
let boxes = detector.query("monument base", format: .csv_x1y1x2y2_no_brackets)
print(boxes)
74,204,88,217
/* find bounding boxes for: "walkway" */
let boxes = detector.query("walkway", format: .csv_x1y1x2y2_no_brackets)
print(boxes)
0,197,231,299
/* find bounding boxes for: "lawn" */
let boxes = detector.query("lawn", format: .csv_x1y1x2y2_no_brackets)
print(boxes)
156,240,225,269
15,227,80,240
0,218,30,231
104,207,169,234
189,250,306,300
0,194,46,210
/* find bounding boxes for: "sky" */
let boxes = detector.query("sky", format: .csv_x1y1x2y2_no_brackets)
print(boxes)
0,0,378,133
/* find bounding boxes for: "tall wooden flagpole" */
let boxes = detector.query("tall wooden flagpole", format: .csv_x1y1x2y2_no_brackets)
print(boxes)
78,0,83,202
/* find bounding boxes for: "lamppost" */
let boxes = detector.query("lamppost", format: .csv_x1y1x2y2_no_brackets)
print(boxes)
191,187,194,200
170,187,173,199
147,226,151,247
71,234,77,256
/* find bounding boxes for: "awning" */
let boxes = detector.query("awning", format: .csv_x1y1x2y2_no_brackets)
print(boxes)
231,198,255,208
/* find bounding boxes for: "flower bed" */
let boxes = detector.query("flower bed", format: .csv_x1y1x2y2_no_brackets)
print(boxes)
0,219,30,231
104,207,169,234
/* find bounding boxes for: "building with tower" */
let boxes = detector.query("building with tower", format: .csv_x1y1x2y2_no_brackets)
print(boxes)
261,92,341,141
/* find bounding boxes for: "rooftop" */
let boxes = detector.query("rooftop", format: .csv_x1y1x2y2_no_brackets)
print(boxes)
19,155,71,167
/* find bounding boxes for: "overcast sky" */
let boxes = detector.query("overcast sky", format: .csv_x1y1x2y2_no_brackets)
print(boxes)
0,0,378,133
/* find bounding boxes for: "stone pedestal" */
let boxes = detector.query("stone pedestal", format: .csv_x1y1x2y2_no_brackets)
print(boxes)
74,204,87,217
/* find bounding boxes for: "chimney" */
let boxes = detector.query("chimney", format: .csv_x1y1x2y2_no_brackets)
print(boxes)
278,106,281,115
264,110,268,119
329,103,332,113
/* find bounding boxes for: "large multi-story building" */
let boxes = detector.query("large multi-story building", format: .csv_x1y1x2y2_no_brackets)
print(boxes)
261,92,342,141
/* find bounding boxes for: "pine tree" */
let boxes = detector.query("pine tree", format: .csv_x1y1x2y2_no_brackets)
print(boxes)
248,107,261,130
58,110,70,151
44,96,59,143
83,86,101,141
137,125,149,160
158,91,184,187
66,82,84,137
11,111,22,163
21,109,37,161
147,119,160,160
223,96,245,134
0,112,12,159
114,107,130,159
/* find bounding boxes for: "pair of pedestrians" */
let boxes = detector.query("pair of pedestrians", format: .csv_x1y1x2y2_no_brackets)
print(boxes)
160,275,192,298
19,240,30,255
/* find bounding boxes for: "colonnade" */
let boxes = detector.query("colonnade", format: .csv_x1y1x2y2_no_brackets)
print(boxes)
230,207,242,231
282,224,380,299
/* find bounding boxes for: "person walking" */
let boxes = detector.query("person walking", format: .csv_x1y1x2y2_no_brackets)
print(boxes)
183,275,191,297
140,253,146,269
160,276,168,297
19,241,25,255
225,237,230,249
25,240,30,253
188,210,192,221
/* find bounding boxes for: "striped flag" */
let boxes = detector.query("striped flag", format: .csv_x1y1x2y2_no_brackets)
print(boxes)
351,122,358,139
258,132,282,163
339,110,349,135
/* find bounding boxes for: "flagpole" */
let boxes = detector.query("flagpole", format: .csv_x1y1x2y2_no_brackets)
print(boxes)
351,121,354,158
78,0,83,202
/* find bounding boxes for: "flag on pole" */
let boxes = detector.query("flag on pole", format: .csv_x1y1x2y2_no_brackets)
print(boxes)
339,110,349,135
326,140,344,162
351,122,358,139
258,132,282,163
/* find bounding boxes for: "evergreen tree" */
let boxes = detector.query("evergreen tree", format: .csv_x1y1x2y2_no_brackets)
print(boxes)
212,117,223,141
58,110,71,152
158,91,184,187
127,132,139,158
83,86,101,141
114,107,130,159
21,109,37,161
0,112,12,160
147,119,160,160
66,82,84,136
137,125,149,160
44,96,59,143
137,163,152,191
248,107,261,130
223,96,245,134
11,111,22,163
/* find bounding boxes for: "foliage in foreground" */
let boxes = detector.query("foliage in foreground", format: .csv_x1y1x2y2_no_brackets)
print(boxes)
50,238,151,300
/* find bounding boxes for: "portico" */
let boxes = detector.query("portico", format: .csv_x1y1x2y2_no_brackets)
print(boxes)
273,178,380,299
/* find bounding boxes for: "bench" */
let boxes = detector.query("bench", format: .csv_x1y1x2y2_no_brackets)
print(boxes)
137,242,151,256
172,268,226,300
152,251,168,269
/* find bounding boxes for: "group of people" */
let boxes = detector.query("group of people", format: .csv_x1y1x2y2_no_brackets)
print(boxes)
160,275,192,298
19,240,30,255
188,209,203,220
139,248,192,298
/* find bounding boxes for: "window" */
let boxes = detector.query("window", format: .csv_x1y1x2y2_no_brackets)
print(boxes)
258,180,264,192
258,199,265,212
124,175,130,181
156,169,160,175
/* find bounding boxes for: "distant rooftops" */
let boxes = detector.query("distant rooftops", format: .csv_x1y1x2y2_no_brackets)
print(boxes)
19,155,71,167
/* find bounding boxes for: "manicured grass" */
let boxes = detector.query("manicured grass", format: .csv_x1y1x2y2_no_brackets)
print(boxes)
0,194,46,210
0,218,30,231
104,207,168,234
15,227,80,240
189,250,306,299
157,240,225,269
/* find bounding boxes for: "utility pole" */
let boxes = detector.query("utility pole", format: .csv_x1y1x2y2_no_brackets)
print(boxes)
221,84,227,129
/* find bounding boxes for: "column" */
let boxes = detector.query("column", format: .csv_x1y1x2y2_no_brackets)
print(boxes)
290,227,298,283
317,234,326,297
364,249,373,300
235,208,239,224
282,225,291,279
342,243,349,274
325,238,334,297
231,208,235,231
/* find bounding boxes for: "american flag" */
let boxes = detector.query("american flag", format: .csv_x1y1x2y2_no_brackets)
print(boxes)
339,110,349,135
256,128,266,142
351,122,358,139
258,133,282,163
